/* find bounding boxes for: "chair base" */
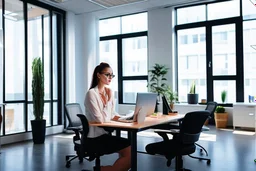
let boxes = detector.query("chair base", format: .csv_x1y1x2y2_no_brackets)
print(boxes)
65,154,83,168
188,154,211,164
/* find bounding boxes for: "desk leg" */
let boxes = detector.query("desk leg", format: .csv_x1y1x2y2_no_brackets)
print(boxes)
116,130,121,137
130,131,137,171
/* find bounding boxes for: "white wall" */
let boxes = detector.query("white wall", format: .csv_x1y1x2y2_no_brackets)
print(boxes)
66,13,99,113
148,7,176,89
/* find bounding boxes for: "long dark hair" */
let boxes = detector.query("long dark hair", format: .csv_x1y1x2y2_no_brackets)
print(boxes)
90,62,111,89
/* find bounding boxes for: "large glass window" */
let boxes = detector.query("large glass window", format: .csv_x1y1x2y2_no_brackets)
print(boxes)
177,5,206,25
212,24,236,76
5,0,25,101
99,12,148,104
243,20,256,102
243,0,256,20
176,0,244,104
177,27,206,102
99,40,118,93
207,0,240,20
1,0,65,136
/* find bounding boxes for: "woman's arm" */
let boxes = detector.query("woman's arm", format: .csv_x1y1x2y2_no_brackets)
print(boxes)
106,88,121,120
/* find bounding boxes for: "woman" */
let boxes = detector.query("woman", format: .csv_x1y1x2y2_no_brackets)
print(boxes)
84,62,131,171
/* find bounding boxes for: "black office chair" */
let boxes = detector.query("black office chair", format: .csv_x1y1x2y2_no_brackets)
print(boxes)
65,103,85,168
77,114,122,171
189,101,217,163
146,111,210,171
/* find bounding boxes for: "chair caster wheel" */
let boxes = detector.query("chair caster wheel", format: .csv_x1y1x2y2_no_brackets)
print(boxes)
79,158,83,163
207,160,211,165
66,161,71,168
167,160,171,167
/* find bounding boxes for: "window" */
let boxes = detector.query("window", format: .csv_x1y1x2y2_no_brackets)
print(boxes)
242,0,256,20
2,0,65,135
207,0,240,20
192,34,198,43
176,1,243,103
177,5,206,25
243,20,256,101
177,27,207,102
99,13,148,104
179,35,188,44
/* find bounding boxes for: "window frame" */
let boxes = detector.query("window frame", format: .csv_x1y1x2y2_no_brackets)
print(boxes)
99,13,148,104
175,0,245,105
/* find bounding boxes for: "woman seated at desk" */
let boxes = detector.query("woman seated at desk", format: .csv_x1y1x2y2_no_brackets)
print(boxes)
84,62,131,171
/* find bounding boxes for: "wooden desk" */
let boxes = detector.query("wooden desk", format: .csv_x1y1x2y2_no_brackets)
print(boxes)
90,114,184,171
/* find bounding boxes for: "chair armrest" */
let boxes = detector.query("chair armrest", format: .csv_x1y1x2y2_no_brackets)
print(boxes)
67,126,82,140
67,126,82,131
202,125,210,132
154,129,180,141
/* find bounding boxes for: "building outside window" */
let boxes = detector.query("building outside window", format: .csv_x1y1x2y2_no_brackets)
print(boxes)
99,12,148,104
176,0,254,104
0,0,65,136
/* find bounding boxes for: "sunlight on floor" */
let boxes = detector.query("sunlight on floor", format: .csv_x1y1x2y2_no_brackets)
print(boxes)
232,130,255,136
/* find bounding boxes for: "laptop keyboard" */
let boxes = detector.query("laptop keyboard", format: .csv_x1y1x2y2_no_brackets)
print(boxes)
117,115,134,123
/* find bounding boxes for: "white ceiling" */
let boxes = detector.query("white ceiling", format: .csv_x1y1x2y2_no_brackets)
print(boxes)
40,0,208,16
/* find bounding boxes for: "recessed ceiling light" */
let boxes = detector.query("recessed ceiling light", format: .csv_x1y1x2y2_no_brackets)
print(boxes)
89,0,147,8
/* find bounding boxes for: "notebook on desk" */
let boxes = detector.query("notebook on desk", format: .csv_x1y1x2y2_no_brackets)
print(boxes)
115,92,157,123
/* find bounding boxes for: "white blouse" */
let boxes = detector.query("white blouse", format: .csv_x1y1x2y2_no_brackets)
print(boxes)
84,86,118,138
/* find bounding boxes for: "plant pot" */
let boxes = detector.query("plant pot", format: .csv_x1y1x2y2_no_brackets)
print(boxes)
187,94,198,104
31,120,46,144
170,103,174,110
214,112,228,128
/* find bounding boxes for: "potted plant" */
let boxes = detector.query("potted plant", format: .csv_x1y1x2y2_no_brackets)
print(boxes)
187,80,198,104
148,63,169,99
214,106,228,128
221,90,227,103
31,57,45,144
164,86,178,110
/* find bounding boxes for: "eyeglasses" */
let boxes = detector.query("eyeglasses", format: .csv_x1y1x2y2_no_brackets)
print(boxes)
101,73,115,79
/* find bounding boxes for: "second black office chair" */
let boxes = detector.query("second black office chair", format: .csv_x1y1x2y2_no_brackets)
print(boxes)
65,103,85,168
190,101,217,163
146,110,211,171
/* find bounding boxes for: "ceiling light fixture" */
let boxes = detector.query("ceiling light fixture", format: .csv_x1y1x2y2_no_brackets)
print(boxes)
89,0,147,8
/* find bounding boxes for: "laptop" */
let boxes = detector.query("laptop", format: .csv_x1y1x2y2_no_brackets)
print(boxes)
116,92,157,123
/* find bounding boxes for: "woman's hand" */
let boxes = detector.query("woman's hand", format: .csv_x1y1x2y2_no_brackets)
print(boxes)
112,115,120,121
105,87,112,101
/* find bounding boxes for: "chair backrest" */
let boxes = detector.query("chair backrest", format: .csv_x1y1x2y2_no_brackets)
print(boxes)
179,111,210,144
205,101,218,116
77,114,90,150
65,103,83,128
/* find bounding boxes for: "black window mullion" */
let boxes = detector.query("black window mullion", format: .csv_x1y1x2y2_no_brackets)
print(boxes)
24,1,28,132
117,38,123,104
122,76,148,80
236,20,244,102
49,11,53,126
206,26,213,102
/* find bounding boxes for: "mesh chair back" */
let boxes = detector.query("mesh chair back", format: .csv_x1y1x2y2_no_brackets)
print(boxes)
205,101,218,116
65,103,83,127
179,111,210,144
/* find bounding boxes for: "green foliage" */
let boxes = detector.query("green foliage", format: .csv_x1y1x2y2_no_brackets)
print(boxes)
215,106,225,113
221,90,227,103
189,81,196,94
164,86,178,103
32,57,44,120
148,63,169,96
